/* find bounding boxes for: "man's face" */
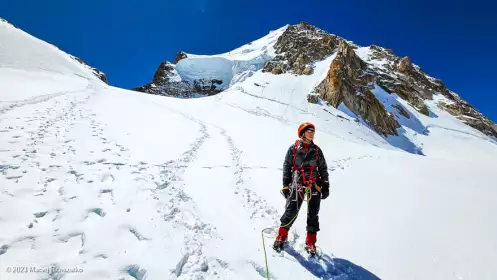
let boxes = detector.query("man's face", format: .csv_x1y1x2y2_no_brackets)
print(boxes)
304,127,315,140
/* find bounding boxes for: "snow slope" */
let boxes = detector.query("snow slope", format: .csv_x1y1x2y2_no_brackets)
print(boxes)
0,19,102,82
1,19,497,280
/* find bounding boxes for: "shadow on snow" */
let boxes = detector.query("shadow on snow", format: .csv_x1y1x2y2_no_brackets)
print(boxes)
283,245,381,280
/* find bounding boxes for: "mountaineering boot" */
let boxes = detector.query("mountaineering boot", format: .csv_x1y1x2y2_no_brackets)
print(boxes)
272,227,289,252
305,232,317,255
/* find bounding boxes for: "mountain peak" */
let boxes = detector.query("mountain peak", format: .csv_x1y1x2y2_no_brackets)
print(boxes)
261,21,339,75
132,21,496,140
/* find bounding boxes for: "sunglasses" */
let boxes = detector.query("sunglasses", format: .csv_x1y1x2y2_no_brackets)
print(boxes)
305,129,315,133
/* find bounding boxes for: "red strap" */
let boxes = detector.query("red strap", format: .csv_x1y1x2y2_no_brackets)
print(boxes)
292,140,318,186
297,165,317,186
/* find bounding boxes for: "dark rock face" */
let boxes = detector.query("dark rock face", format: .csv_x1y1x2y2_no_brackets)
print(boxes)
377,80,430,116
307,94,319,104
366,48,434,115
193,79,223,94
262,22,339,75
392,104,410,119
152,61,176,84
364,46,496,138
173,51,188,64
315,40,400,136
132,81,204,98
132,83,162,95
71,56,108,84
302,67,314,75
398,56,414,74
439,99,497,138
310,34,496,138
132,61,221,97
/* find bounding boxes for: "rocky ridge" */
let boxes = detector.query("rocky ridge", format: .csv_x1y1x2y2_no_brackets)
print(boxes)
262,22,339,76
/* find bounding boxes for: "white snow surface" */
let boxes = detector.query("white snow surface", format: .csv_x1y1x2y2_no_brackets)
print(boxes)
0,20,101,82
1,19,497,280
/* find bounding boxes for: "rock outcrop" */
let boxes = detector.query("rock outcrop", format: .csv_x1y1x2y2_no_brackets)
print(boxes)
152,61,176,84
310,32,496,138
262,22,339,75
133,61,190,96
398,56,414,74
132,61,222,97
315,41,400,136
307,94,319,104
361,45,496,138
392,104,410,119
174,51,188,64
439,98,497,138
365,47,434,114
71,56,108,84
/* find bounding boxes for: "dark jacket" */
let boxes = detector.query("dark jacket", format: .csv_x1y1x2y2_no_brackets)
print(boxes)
282,140,329,191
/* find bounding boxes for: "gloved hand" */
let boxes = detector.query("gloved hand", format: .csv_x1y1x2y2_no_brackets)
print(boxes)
321,187,330,200
280,186,290,199
319,180,330,200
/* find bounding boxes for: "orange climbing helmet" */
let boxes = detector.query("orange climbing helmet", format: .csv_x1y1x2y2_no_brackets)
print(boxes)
297,122,315,137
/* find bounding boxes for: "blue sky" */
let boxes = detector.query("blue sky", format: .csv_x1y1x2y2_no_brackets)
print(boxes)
1,0,496,121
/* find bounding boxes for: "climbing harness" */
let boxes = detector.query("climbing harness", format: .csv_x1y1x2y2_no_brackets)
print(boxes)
290,139,320,202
